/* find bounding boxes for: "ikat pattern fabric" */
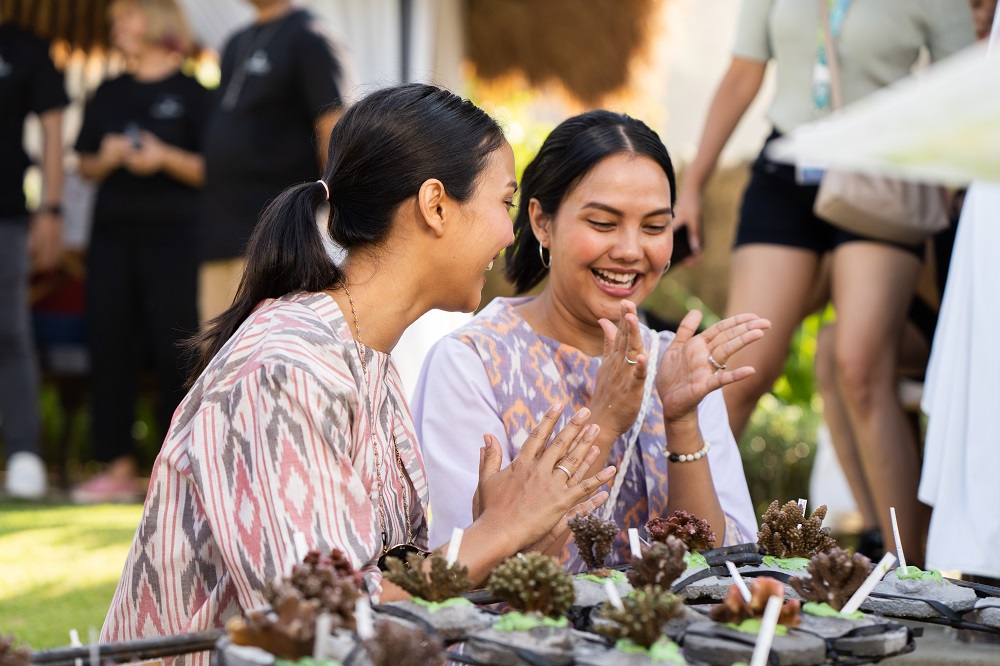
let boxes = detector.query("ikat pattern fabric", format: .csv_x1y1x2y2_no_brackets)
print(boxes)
414,297,757,573
101,291,428,665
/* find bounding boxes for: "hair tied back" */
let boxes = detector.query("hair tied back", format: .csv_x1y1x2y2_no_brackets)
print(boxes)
316,179,330,201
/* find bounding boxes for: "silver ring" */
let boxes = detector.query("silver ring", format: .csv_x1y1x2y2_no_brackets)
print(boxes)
624,353,638,365
708,353,727,372
554,464,572,479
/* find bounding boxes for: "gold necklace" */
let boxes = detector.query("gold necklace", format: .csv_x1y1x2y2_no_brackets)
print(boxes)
343,286,412,555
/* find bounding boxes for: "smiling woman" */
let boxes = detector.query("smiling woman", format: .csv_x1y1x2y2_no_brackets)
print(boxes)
413,110,770,571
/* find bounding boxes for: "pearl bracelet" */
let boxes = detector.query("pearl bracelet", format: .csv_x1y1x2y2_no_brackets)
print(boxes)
665,439,711,463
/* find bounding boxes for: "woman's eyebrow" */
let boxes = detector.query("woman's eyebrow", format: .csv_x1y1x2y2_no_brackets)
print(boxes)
582,201,673,218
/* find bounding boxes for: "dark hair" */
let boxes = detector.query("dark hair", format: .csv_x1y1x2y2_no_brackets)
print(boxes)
504,110,676,294
188,83,505,382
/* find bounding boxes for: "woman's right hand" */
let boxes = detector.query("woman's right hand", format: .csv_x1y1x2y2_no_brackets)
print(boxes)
590,300,648,439
472,403,616,552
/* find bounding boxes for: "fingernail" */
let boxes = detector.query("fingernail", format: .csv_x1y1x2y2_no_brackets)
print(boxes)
587,424,600,438
547,402,563,416
573,407,591,421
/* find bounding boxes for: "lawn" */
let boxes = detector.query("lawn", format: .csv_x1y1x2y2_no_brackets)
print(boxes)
0,500,142,650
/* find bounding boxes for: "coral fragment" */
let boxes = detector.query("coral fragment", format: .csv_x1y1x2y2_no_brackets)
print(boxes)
596,585,684,648
709,576,801,628
646,510,716,552
487,552,576,618
790,548,872,611
569,512,619,571
383,551,470,602
627,536,687,589
757,500,837,559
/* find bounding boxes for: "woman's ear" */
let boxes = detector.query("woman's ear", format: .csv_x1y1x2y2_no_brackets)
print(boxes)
528,198,552,248
417,178,447,237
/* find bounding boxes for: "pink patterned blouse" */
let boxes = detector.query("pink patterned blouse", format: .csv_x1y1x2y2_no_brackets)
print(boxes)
413,297,757,573
101,292,428,665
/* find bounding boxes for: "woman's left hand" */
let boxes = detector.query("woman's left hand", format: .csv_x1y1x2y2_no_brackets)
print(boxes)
656,310,771,422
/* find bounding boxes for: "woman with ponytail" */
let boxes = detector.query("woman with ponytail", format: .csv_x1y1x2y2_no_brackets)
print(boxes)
102,84,615,653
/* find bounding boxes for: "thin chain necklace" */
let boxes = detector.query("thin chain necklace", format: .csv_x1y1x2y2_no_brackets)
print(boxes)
344,286,412,555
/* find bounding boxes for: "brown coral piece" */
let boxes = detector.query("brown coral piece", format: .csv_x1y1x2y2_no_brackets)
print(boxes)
227,588,321,659
757,500,838,559
487,552,576,618
646,510,716,552
0,634,31,666
709,576,801,628
362,619,445,666
595,585,684,648
228,548,363,658
627,536,687,589
383,551,471,602
569,512,619,570
790,548,872,611
272,549,362,628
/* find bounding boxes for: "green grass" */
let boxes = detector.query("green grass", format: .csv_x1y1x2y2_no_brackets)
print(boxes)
0,500,142,650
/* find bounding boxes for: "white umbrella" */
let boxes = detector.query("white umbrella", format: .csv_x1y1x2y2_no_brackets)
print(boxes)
767,41,1000,186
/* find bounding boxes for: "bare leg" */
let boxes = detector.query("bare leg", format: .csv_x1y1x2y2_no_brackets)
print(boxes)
723,245,822,438
815,323,879,531
831,242,929,567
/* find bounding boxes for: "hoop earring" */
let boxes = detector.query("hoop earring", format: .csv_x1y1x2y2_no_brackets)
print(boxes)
538,243,551,268
662,260,672,274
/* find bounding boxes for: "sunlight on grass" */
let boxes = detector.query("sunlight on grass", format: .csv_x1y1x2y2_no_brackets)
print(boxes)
0,501,142,649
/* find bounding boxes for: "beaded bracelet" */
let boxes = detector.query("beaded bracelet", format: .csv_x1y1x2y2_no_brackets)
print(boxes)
665,440,711,463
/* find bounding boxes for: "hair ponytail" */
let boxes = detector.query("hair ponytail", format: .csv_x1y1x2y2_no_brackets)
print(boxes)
186,180,339,383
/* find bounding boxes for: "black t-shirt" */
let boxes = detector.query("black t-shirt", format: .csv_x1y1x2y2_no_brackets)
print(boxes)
0,25,69,220
75,71,210,239
202,8,344,260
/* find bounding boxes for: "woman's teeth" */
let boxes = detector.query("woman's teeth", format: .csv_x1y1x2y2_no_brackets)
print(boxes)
487,260,494,271
594,269,637,288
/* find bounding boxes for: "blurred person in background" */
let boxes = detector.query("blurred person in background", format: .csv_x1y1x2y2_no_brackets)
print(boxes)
72,0,207,503
813,0,995,561
972,0,998,39
198,0,345,324
0,22,67,499
673,0,974,565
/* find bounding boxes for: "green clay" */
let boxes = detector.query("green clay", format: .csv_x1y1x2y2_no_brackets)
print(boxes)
683,552,709,570
614,638,684,663
578,570,629,585
409,596,473,612
802,601,864,620
494,611,569,633
762,555,811,571
895,566,943,582
724,618,789,636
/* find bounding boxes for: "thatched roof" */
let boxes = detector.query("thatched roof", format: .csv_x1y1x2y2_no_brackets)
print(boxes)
466,0,660,104
1,0,112,55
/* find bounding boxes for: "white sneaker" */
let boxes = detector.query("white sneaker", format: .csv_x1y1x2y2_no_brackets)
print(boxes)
5,452,48,500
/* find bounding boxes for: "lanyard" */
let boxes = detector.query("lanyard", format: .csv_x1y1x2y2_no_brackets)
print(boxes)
812,0,853,111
